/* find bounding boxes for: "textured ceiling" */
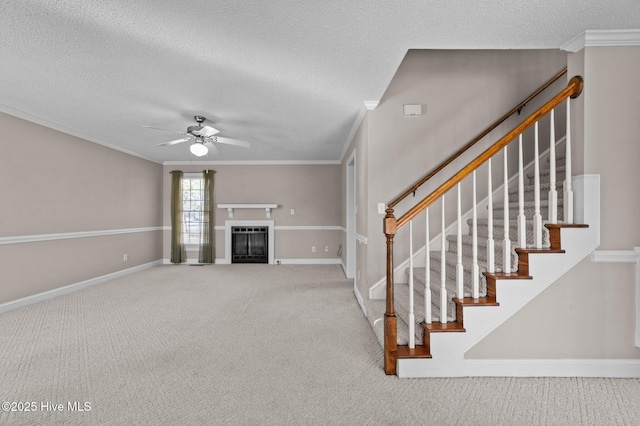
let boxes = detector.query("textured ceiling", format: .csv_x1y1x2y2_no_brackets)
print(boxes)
1,1,639,163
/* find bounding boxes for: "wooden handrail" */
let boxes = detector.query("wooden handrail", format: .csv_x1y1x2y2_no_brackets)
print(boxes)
395,76,583,230
387,68,568,209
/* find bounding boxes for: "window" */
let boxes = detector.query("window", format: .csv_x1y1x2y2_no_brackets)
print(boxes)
182,174,204,245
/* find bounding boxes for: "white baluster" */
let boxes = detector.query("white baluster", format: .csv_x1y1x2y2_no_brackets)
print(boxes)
408,220,415,348
517,134,526,249
456,183,464,300
533,122,543,248
472,170,479,299
503,146,511,273
548,109,558,224
487,158,495,273
425,208,431,324
564,99,574,224
441,196,447,322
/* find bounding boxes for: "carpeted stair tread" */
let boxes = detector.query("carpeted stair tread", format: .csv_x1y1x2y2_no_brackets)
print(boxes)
493,199,564,220
367,295,413,347
410,267,485,299
402,264,483,324
474,218,551,247
508,181,565,202
394,282,426,344
396,279,454,328
446,234,519,269
528,165,565,184
428,251,491,286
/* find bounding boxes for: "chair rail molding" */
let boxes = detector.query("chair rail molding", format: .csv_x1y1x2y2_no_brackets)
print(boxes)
0,227,164,245
592,247,640,347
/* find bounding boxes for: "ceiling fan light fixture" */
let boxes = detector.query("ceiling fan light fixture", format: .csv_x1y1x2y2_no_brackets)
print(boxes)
190,141,208,157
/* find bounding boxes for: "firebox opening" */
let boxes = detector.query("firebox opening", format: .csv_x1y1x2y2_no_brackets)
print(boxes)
231,226,268,263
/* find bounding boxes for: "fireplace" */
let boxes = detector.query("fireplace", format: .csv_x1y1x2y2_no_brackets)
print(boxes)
225,220,274,264
231,226,268,263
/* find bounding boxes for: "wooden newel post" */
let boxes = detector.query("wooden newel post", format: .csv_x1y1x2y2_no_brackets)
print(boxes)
383,208,398,375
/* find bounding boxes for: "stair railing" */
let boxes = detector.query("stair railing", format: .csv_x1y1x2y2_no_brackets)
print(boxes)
383,75,584,375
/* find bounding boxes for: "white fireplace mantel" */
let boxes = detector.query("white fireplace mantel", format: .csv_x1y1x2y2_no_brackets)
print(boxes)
217,203,278,219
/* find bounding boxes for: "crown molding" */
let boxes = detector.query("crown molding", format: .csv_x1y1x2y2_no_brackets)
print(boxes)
363,100,380,110
338,104,367,164
561,29,640,53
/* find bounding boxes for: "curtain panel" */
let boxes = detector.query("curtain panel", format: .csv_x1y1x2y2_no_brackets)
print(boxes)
170,171,186,263
199,169,216,263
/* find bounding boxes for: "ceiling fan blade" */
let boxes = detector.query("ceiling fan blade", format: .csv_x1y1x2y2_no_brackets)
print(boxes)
199,125,219,137
215,136,251,148
142,125,187,135
203,142,221,155
158,138,191,146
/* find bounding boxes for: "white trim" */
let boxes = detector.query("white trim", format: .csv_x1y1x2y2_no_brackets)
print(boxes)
591,247,640,348
217,203,278,219
364,101,380,111
224,220,275,264
355,233,368,245
591,249,640,263
339,104,367,163
561,29,640,53
0,104,161,164
463,359,640,378
346,150,357,279
163,160,340,166
0,227,164,246
276,258,341,265
274,226,343,231
0,260,163,315
354,282,367,317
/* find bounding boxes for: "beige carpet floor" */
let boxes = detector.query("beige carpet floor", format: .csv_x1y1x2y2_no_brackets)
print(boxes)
1,264,639,425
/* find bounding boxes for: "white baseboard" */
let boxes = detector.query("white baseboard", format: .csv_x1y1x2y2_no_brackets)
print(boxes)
340,260,348,276
162,258,342,265
354,282,367,317
464,359,640,378
277,258,342,265
0,260,163,315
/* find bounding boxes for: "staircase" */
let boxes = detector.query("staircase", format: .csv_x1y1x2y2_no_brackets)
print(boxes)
399,153,567,328
369,73,601,377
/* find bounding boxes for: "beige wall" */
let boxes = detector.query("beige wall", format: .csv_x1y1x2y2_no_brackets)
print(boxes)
161,164,342,262
467,258,640,359
0,112,164,304
583,46,640,249
467,45,640,359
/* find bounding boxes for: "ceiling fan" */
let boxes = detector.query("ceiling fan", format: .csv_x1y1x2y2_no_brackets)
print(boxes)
143,115,250,157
